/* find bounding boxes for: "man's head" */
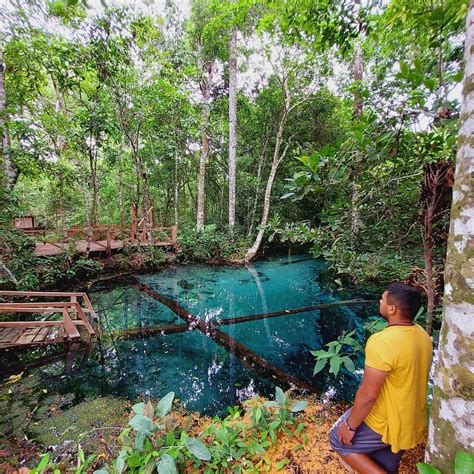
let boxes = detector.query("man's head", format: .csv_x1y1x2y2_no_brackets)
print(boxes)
379,283,422,322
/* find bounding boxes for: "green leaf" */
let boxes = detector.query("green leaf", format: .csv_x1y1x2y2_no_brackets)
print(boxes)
93,470,109,474
132,402,145,415
275,386,286,405
264,401,278,408
157,454,178,474
276,458,290,471
116,449,127,474
36,453,49,473
255,407,262,424
185,438,211,461
313,357,327,375
342,356,355,372
329,356,343,376
129,414,155,435
416,462,441,474
156,391,175,418
455,451,474,474
291,401,308,413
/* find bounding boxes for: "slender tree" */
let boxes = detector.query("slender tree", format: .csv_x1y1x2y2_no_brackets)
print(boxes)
228,22,238,234
426,1,474,470
0,47,18,192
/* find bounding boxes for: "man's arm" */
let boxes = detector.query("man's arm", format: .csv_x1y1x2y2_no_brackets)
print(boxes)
338,366,389,444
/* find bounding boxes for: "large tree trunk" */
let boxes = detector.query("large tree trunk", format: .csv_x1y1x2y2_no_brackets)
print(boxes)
351,0,363,239
0,48,19,192
196,62,213,230
426,2,474,470
228,28,238,235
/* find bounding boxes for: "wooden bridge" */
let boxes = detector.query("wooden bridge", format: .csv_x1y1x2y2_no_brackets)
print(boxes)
23,224,177,257
0,291,98,349
14,206,177,257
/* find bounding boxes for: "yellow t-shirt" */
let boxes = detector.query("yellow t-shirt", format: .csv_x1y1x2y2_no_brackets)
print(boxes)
364,324,432,453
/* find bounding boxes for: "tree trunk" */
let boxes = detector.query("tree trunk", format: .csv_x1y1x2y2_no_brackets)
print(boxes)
228,28,238,235
0,48,19,192
426,3,474,470
247,134,269,238
351,0,363,239
88,146,98,227
174,151,179,229
196,62,213,230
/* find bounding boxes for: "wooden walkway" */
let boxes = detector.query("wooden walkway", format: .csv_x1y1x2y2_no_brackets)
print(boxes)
34,239,173,257
0,291,97,349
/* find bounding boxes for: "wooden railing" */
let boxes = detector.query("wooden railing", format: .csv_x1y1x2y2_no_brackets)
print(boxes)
0,291,98,348
20,224,177,257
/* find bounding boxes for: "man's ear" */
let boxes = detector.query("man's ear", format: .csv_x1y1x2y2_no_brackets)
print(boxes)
388,303,397,315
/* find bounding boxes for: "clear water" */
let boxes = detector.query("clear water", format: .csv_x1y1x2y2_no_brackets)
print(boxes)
39,256,380,416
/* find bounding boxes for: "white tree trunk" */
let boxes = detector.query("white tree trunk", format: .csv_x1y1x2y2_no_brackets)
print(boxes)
197,62,213,230
426,2,474,471
228,28,238,234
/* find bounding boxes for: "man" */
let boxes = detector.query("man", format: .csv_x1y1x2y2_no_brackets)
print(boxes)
329,283,433,473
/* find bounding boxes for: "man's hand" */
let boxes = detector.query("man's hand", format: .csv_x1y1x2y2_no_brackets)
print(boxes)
337,420,356,445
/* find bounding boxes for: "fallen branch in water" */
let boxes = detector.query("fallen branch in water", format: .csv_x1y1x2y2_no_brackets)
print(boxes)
117,297,376,340
132,278,317,393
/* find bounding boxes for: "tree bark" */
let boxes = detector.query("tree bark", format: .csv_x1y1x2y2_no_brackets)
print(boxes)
228,28,238,235
0,48,19,192
196,62,213,230
174,150,179,229
426,2,474,470
351,0,363,239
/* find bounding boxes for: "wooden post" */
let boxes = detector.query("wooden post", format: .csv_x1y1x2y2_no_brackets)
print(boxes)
131,205,137,242
171,225,177,245
106,227,112,258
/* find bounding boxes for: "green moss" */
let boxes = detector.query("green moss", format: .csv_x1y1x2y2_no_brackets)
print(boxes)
429,387,461,473
27,396,128,455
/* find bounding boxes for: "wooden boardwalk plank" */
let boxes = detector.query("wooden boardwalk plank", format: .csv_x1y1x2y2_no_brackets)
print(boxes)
0,327,19,343
33,327,50,342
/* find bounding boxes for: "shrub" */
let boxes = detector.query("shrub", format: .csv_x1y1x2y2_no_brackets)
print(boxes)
177,225,249,263
31,388,308,473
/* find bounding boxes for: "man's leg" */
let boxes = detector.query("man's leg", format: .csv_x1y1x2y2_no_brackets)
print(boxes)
341,453,387,474
369,447,404,474
329,411,393,473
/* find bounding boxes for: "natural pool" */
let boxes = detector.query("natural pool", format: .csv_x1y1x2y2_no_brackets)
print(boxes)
2,255,380,418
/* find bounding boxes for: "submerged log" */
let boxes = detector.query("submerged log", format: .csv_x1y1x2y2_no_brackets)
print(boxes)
133,279,317,392
117,298,376,340
219,299,375,326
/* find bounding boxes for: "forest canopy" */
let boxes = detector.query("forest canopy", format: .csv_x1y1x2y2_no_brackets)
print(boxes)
0,0,465,297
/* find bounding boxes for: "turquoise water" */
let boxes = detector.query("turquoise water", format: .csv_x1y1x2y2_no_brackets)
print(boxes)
38,256,380,415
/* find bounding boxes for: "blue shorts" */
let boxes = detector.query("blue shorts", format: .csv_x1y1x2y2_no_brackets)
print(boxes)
329,410,404,474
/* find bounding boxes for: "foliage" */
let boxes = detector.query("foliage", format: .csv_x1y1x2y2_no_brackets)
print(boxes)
30,388,308,473
177,225,249,262
417,451,474,474
311,330,362,378
0,227,102,290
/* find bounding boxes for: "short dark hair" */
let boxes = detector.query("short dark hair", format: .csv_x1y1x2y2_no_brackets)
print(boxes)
385,283,422,320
